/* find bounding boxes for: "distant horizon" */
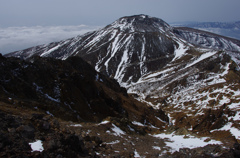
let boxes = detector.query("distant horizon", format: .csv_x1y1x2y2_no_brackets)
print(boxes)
0,25,101,55
1,14,240,55
1,14,240,28
1,18,240,29
1,0,240,27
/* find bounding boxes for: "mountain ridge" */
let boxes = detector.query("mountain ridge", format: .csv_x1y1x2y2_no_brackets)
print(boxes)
174,27,240,52
2,14,240,156
0,54,168,124
108,14,172,33
183,21,240,30
174,21,240,41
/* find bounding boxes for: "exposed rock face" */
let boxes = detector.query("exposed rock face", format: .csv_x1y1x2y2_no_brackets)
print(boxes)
5,15,180,85
0,55,172,157
0,55,167,125
2,14,240,157
5,15,240,87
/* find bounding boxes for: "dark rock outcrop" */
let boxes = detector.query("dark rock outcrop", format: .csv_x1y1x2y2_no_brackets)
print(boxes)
0,55,168,125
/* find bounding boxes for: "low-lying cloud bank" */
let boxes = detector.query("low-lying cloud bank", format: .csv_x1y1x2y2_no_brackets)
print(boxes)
0,25,101,55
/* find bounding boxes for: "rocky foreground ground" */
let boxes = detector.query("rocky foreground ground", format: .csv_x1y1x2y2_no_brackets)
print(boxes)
0,55,240,157
1,99,240,157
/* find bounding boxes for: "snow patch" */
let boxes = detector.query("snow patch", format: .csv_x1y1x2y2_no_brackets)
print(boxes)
106,140,120,145
132,121,145,126
153,146,161,150
212,122,240,139
172,42,188,61
46,111,54,116
29,140,44,152
70,124,82,127
134,149,141,157
153,133,222,153
111,124,126,136
98,120,110,125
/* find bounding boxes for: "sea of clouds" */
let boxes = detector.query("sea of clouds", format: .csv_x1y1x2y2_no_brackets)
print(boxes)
0,25,101,55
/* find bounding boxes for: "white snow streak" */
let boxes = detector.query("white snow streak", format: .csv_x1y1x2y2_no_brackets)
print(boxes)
98,120,110,125
106,140,120,145
186,51,217,68
70,124,82,127
106,34,132,77
132,121,145,126
134,150,141,157
139,35,146,75
114,48,129,80
111,124,126,136
40,44,62,57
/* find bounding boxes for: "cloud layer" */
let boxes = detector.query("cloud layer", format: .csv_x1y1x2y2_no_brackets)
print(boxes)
0,25,100,55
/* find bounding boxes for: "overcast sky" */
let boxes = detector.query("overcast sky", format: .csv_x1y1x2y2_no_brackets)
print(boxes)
1,0,240,54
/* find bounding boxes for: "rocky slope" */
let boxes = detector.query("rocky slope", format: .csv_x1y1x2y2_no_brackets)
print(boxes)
0,54,169,124
177,21,240,40
5,15,240,86
5,15,180,85
3,14,240,157
0,54,172,157
1,55,240,157
173,27,240,52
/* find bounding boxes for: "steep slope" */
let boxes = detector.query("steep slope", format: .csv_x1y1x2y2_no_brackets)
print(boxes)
173,27,240,52
178,21,240,40
0,54,174,157
130,48,240,131
4,14,240,150
0,54,168,125
5,15,190,86
5,15,240,87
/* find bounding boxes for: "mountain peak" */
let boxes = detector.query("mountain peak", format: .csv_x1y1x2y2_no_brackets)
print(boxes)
108,14,172,33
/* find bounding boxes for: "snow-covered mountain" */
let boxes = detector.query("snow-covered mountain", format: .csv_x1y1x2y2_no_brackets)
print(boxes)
6,15,240,86
4,14,240,153
181,21,240,30
6,15,180,85
174,27,240,52
176,21,240,40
